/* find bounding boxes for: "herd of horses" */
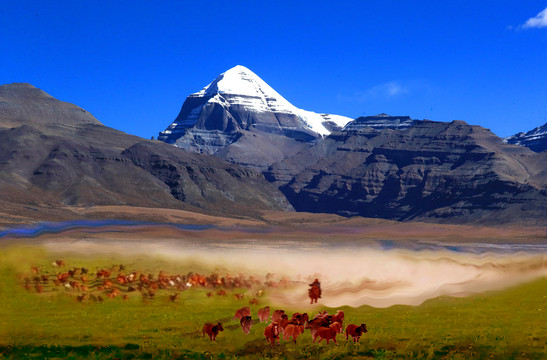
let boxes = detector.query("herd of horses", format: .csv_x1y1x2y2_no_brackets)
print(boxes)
24,259,368,347
203,306,368,346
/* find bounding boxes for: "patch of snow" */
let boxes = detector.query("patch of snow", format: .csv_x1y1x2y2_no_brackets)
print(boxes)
194,65,352,136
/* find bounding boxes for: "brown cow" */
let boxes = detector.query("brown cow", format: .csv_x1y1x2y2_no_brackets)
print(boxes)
291,312,309,326
240,315,252,334
283,323,305,343
257,306,270,323
345,323,368,342
313,322,342,345
57,273,70,283
233,306,251,321
264,322,280,346
306,316,331,338
203,322,223,341
278,314,290,335
271,309,285,323
331,310,344,332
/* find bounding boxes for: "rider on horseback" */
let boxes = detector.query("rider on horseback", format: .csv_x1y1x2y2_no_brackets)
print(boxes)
309,278,321,298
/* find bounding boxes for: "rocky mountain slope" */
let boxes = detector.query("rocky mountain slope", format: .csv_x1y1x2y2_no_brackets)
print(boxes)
504,122,547,153
158,65,352,171
343,113,416,131
265,119,547,224
0,83,293,220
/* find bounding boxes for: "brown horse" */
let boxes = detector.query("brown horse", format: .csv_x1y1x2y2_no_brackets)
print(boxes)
308,284,321,304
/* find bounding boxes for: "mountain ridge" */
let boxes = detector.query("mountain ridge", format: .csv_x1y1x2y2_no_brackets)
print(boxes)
265,119,547,224
504,122,547,153
0,82,293,221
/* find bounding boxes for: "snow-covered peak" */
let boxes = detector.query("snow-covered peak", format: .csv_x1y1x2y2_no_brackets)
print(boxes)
504,122,547,152
196,66,282,100
191,65,352,136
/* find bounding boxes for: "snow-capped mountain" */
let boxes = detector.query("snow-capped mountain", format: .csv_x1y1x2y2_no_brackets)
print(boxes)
504,122,547,153
158,66,352,170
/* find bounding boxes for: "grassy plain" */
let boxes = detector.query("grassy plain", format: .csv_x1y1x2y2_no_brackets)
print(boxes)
0,245,546,360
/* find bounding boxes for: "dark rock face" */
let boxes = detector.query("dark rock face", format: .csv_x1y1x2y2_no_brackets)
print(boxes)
159,97,319,171
266,120,547,224
343,114,416,131
504,122,547,153
0,83,293,217
121,141,293,213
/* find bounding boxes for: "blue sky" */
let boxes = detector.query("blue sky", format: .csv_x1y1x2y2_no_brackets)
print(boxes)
2,1,547,139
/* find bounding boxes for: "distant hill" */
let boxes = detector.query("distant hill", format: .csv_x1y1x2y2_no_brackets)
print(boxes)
265,119,547,224
504,122,547,153
0,83,293,222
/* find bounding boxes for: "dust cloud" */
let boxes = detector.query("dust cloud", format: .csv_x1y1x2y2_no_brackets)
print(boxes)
42,235,547,308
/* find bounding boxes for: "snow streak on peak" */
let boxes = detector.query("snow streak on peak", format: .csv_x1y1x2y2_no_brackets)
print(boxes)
192,65,352,136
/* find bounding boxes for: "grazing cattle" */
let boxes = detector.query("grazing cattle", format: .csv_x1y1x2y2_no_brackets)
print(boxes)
53,260,65,267
264,322,280,346
331,310,345,332
306,317,331,338
57,273,70,283
257,306,270,323
76,294,89,302
249,298,259,305
284,323,305,343
96,269,111,279
291,312,309,326
203,322,223,341
139,274,150,284
271,309,285,323
345,323,368,342
313,322,342,345
106,288,119,298
233,306,251,321
278,314,290,335
240,315,252,334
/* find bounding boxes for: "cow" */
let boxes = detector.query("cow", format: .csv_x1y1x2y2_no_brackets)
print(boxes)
278,314,290,335
203,322,223,341
257,306,270,323
331,310,345,332
291,312,309,326
233,306,251,321
57,272,70,283
306,316,331,338
283,323,305,343
240,315,252,334
313,322,342,345
271,309,285,323
264,322,280,346
345,323,368,342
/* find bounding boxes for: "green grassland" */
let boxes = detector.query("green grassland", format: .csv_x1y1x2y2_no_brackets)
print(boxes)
0,246,546,359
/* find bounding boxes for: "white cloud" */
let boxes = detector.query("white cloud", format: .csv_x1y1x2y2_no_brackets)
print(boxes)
356,81,408,101
522,7,547,29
